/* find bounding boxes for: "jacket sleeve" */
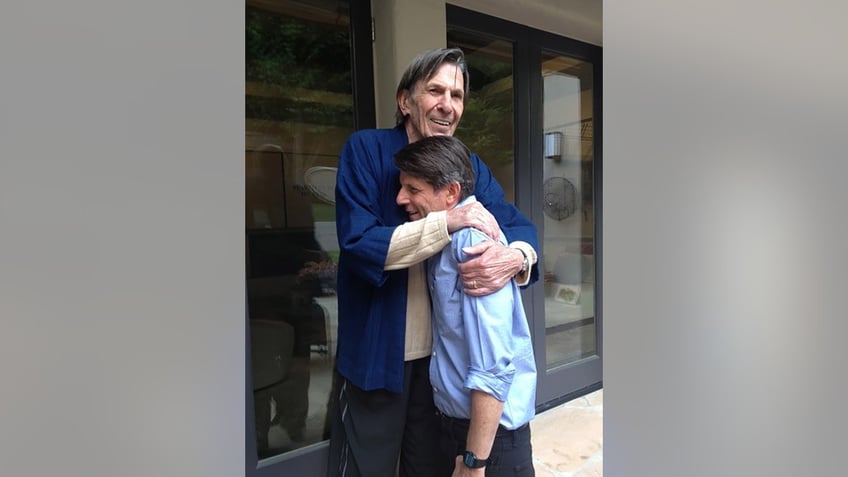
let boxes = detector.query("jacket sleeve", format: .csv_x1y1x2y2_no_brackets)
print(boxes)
334,134,398,287
471,154,541,286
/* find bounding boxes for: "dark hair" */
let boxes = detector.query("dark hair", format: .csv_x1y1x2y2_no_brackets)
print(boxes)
395,48,470,125
393,135,475,201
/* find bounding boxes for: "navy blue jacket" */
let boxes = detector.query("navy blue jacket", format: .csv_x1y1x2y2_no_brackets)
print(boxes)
334,125,538,393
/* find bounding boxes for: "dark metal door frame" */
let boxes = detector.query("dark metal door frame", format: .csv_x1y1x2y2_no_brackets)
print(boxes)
447,4,603,411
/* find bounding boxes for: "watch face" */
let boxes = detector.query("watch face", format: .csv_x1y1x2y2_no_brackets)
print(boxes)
463,451,486,468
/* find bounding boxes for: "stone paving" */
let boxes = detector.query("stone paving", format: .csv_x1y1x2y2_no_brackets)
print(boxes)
531,389,603,476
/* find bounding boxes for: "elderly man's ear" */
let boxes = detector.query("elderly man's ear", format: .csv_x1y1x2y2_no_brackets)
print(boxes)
397,90,411,116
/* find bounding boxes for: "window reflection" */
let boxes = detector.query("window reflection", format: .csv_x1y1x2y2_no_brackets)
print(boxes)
541,54,597,367
246,0,350,459
447,33,515,200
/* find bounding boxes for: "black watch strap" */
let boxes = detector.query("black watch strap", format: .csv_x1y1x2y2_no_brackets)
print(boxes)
462,450,492,469
515,246,529,276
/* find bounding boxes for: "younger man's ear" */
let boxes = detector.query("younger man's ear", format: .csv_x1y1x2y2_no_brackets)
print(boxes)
447,182,462,204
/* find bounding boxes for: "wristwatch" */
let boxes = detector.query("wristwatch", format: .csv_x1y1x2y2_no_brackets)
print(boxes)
462,450,492,469
515,247,530,276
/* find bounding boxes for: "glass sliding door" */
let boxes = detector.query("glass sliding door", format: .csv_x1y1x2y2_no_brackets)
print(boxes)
245,0,373,475
447,32,515,200
448,5,602,410
539,51,600,385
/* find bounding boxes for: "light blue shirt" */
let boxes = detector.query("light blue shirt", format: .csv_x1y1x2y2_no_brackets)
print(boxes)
427,196,537,430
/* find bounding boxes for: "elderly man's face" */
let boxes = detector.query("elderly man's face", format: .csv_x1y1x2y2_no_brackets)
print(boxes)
398,62,465,144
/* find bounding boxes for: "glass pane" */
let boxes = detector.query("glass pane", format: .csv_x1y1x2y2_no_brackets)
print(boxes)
541,52,596,368
246,0,350,460
447,32,515,201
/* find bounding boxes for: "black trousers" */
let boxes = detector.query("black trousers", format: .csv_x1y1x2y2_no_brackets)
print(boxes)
326,357,447,477
437,412,535,477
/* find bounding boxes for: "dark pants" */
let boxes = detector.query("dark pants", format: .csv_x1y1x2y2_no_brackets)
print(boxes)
327,357,446,477
437,412,535,477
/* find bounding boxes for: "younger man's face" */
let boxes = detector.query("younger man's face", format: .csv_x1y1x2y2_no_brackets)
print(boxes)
396,172,453,221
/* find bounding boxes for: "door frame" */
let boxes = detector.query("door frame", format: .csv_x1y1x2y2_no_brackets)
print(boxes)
244,0,375,475
446,4,603,410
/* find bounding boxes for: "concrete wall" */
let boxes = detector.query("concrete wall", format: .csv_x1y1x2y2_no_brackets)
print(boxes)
372,0,448,127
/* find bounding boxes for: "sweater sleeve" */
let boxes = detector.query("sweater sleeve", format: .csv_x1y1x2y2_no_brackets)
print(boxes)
385,211,451,270
509,240,538,287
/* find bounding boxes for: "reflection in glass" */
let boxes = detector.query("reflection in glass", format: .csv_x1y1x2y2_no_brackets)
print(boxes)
541,53,597,369
447,32,515,200
245,0,350,460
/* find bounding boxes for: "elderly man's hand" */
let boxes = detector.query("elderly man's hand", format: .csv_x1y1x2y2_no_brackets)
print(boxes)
446,201,501,242
458,241,524,296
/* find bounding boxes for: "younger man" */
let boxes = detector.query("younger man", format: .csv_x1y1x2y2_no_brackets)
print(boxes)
394,135,537,476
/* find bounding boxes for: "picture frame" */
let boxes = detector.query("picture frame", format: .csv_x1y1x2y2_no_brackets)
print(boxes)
553,283,581,305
